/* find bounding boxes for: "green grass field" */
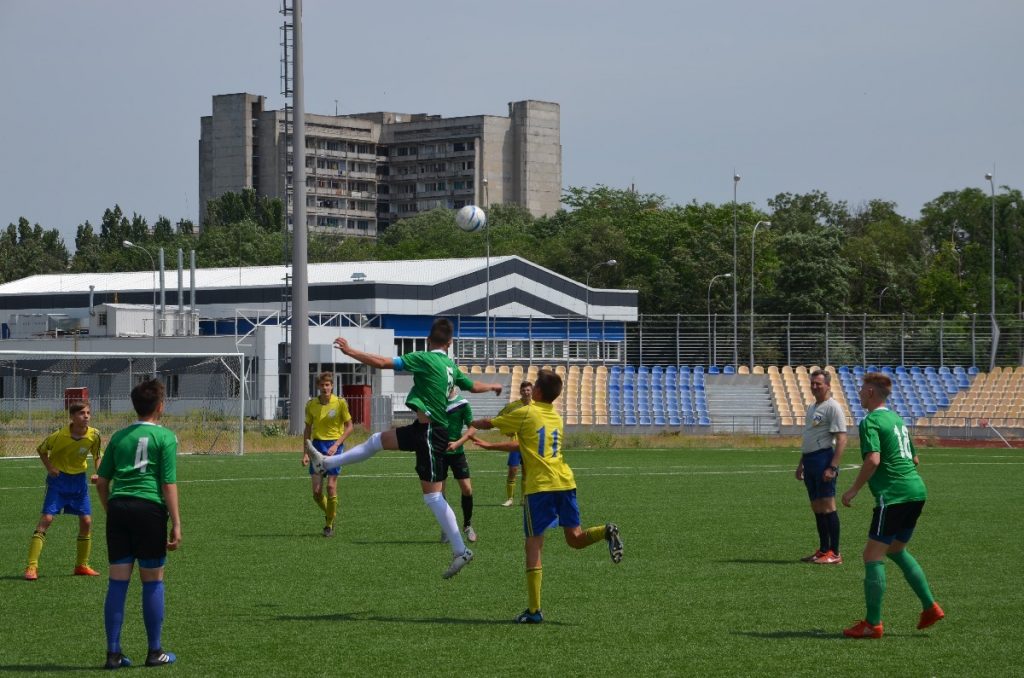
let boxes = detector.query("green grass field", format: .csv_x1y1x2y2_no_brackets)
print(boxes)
1,446,1021,676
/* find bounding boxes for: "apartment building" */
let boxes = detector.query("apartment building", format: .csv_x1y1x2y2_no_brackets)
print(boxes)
199,94,561,237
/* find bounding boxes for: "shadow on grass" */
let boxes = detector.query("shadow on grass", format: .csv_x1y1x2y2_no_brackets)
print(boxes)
278,612,572,627
732,629,838,640
716,559,801,565
0,664,95,673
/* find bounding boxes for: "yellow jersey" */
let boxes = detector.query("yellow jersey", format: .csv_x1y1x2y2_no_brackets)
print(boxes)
497,399,529,440
37,425,101,475
304,395,351,441
491,401,575,495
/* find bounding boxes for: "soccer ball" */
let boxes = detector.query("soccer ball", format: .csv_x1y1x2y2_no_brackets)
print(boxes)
455,205,486,232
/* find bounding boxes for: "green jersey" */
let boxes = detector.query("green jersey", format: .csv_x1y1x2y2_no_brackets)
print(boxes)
858,407,926,507
393,350,474,428
444,396,473,455
97,422,178,505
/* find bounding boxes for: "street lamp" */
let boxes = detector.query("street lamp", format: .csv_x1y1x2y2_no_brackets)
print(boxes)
878,285,891,312
708,273,732,366
123,240,158,376
986,172,1000,370
749,220,771,368
586,259,617,359
732,173,740,369
482,177,491,367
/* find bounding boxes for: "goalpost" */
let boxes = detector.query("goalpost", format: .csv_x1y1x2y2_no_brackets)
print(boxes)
0,350,247,457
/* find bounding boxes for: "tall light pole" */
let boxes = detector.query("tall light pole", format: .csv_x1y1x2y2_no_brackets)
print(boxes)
482,177,491,366
986,172,1000,370
749,220,770,368
878,285,891,312
123,240,158,377
708,273,732,366
732,173,740,368
586,259,617,359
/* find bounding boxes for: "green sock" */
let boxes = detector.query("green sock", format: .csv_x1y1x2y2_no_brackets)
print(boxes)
887,549,935,609
864,560,886,625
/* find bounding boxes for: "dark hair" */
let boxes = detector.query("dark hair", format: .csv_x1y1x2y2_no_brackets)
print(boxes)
533,369,562,403
131,379,165,417
810,369,831,385
862,372,892,398
68,400,90,416
428,318,454,346
520,381,533,389
317,372,334,385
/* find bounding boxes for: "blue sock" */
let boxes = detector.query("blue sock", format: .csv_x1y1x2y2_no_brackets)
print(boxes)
142,581,166,650
826,511,840,555
814,513,828,552
104,579,130,653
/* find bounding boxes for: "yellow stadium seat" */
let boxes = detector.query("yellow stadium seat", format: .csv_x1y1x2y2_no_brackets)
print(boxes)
738,365,750,375
752,365,765,374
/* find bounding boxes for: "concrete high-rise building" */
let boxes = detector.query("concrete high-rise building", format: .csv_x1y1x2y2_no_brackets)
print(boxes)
199,94,561,237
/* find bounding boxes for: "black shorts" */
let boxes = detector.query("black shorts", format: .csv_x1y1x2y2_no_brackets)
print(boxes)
441,452,471,480
395,420,450,482
869,500,925,544
106,497,168,564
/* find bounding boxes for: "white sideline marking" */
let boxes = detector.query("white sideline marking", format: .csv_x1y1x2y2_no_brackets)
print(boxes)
1,461,1023,492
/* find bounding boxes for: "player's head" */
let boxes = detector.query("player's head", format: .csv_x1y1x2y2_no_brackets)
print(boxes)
532,370,561,404
519,380,533,403
317,372,334,395
427,318,454,349
809,370,831,403
859,372,891,409
68,400,91,425
131,378,166,418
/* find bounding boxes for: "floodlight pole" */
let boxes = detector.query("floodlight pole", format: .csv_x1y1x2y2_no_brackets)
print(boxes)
483,178,491,367
732,173,740,369
586,260,617,359
123,240,158,377
289,0,309,435
750,220,770,368
707,273,731,366
986,172,999,371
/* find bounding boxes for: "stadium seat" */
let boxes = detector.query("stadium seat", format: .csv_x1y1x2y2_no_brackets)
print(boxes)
708,365,720,374
723,365,736,374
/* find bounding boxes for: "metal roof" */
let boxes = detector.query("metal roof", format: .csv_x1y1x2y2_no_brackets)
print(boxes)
0,257,520,296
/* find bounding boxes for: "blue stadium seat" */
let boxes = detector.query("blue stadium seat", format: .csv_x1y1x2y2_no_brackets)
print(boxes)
624,415,637,426
668,415,681,426
693,365,704,374
967,366,979,375
698,416,711,426
953,366,966,375
708,365,720,374
723,365,736,374
938,366,951,375
609,414,621,425
654,415,666,426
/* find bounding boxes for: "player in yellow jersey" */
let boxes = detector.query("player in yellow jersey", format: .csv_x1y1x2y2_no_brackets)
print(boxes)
302,372,353,537
24,400,103,580
472,368,623,623
494,381,531,506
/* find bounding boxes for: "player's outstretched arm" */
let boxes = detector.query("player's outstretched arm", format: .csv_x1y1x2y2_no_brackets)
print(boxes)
471,436,519,452
334,337,394,369
841,452,879,507
468,381,503,396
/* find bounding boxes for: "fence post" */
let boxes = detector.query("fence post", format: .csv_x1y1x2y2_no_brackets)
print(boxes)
862,313,867,367
939,313,944,367
825,312,830,367
786,313,792,365
676,313,681,369
971,313,977,367
900,313,906,366
638,313,643,367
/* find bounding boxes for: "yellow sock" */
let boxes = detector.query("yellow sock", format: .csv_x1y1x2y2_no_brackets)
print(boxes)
506,481,516,501
526,567,543,613
76,535,92,568
27,531,45,569
326,495,339,528
313,491,327,513
584,526,605,546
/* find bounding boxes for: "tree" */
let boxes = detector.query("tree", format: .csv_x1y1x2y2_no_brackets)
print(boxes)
0,218,70,283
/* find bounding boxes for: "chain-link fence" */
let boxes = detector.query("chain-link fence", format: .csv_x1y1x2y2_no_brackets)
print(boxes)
454,313,1024,368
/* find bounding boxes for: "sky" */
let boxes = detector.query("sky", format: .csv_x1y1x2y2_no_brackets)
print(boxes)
1,0,1022,246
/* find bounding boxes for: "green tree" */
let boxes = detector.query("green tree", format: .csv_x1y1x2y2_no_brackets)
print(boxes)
0,218,70,283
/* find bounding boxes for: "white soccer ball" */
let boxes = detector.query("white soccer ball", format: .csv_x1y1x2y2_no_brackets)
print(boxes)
455,205,486,232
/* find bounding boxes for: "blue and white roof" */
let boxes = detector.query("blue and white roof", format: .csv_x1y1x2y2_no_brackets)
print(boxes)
0,256,637,322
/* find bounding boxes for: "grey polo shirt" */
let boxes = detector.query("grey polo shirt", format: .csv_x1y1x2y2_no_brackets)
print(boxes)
801,397,847,454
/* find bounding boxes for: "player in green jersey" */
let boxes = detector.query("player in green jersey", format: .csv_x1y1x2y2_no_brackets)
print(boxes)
441,387,478,543
306,318,503,579
96,379,180,669
840,372,944,639
472,368,623,623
